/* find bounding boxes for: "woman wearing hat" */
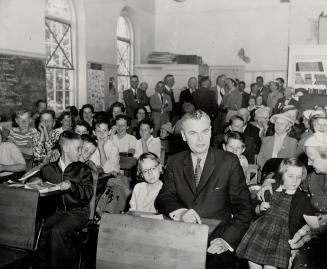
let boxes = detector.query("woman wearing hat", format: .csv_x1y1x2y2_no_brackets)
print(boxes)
296,113,327,158
257,110,297,171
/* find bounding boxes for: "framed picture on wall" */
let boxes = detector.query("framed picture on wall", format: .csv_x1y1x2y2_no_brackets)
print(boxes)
288,45,327,94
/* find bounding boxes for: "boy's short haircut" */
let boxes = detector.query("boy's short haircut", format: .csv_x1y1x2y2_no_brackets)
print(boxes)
222,131,246,146
74,120,92,134
40,109,56,120
81,134,98,148
115,114,130,126
59,130,81,150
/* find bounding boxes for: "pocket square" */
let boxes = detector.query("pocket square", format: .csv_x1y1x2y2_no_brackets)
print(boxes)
215,186,222,190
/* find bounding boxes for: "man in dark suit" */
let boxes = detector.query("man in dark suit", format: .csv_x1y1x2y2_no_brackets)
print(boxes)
237,108,261,138
256,76,270,106
155,110,252,269
193,77,219,125
123,75,149,120
239,81,250,108
163,74,178,123
273,87,299,114
210,74,227,135
179,76,197,106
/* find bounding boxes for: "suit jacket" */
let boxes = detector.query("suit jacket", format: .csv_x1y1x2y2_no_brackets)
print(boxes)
179,88,194,105
123,88,149,119
273,97,299,114
150,93,172,133
155,147,252,248
193,88,219,120
257,135,297,169
256,86,270,106
241,92,250,108
244,124,261,154
210,85,227,108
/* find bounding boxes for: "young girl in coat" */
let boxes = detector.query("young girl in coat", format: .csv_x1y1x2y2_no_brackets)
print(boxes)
129,152,163,213
236,158,311,269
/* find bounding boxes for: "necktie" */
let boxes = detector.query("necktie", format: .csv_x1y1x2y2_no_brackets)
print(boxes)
160,94,164,103
194,158,202,187
134,89,137,99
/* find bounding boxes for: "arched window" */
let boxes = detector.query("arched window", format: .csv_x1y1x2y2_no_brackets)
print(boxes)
117,15,133,101
45,0,75,112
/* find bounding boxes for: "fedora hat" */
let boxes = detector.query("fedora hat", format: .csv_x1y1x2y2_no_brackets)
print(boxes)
270,109,298,125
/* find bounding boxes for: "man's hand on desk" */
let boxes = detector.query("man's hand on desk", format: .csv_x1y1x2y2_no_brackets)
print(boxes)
60,180,71,190
182,209,202,224
207,238,231,255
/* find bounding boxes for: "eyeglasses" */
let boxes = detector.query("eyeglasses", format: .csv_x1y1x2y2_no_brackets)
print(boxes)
141,164,159,176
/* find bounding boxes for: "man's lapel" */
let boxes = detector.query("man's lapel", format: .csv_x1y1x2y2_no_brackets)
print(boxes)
196,148,216,195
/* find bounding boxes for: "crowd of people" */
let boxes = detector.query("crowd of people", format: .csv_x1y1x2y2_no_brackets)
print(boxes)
1,73,327,269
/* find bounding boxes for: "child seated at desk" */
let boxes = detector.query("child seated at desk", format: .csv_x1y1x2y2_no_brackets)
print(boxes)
8,109,37,168
0,128,26,183
37,130,93,269
129,152,163,213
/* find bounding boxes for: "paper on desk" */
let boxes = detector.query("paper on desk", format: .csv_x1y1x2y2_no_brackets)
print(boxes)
303,214,319,229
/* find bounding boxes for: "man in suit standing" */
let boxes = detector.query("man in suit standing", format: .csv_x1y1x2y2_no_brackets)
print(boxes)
163,74,178,124
239,81,250,108
123,75,149,120
273,87,298,114
211,74,227,135
193,77,218,125
256,76,269,106
179,76,197,106
150,81,172,137
155,110,252,269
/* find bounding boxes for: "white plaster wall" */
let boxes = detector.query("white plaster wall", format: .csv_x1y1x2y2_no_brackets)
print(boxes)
0,0,45,56
84,0,155,65
154,0,327,74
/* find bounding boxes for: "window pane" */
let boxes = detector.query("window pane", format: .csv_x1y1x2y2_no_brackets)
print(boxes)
45,19,73,69
64,70,72,90
117,76,129,102
117,16,129,39
65,91,71,106
56,69,63,90
47,90,55,110
56,91,64,111
46,0,71,21
117,40,130,75
46,69,54,90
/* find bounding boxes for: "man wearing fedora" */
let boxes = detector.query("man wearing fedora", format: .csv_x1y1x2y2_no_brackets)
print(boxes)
257,109,298,170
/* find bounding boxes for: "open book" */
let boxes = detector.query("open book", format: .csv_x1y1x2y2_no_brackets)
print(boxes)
25,181,61,194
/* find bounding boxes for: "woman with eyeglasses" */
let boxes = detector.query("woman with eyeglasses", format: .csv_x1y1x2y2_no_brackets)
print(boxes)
129,152,163,213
